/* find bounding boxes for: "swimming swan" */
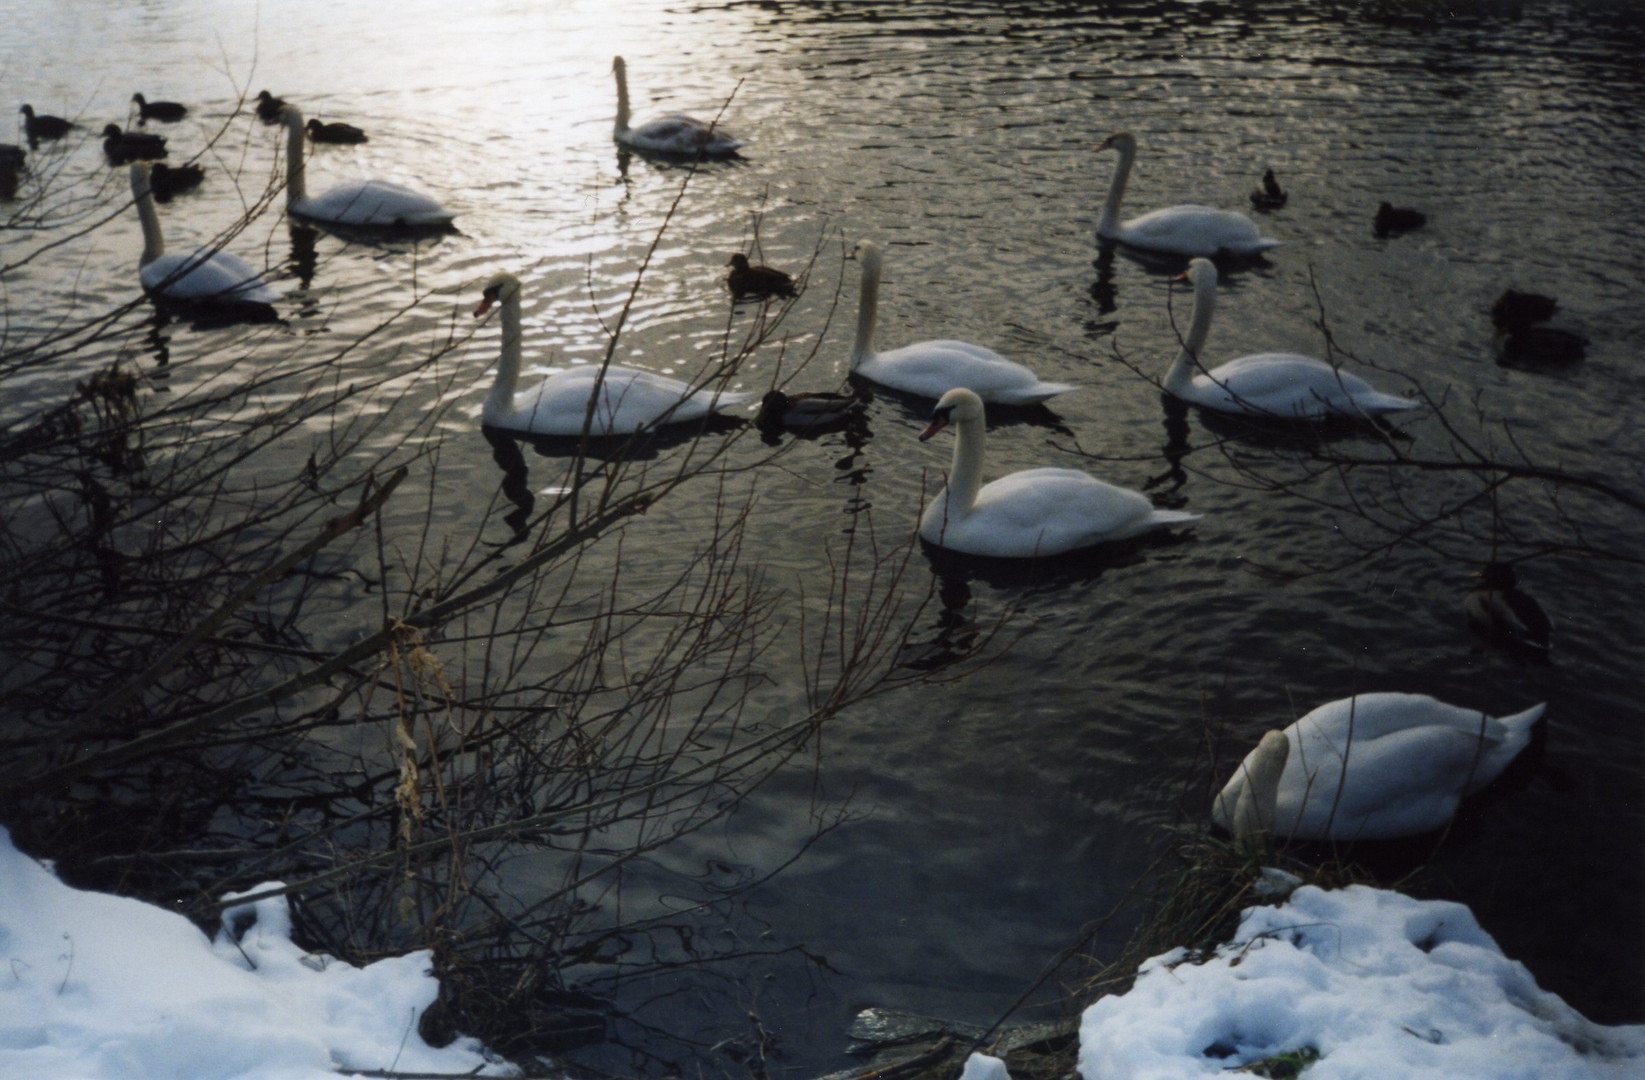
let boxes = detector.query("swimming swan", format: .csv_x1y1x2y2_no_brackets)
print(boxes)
129,162,278,309
1165,259,1419,419
850,241,1074,405
280,106,453,229
1211,692,1545,841
612,56,743,158
917,387,1198,557
1095,131,1281,258
475,271,752,436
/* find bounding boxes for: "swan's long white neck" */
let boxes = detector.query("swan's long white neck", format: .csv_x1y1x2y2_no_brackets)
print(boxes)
1231,730,1290,848
613,59,631,136
943,409,986,519
284,110,308,205
1164,270,1218,395
1098,140,1136,237
851,248,881,366
487,284,524,418
129,166,164,267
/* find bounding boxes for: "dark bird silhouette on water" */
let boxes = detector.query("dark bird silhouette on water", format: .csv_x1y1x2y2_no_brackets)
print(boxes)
20,104,75,146
131,93,188,123
1490,289,1558,332
148,161,204,202
1466,562,1552,665
102,124,167,164
1249,168,1286,210
1374,201,1426,236
255,90,287,123
306,119,368,144
756,389,861,434
727,253,797,299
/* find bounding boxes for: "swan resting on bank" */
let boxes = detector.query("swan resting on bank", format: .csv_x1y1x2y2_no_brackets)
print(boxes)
917,387,1197,557
1165,259,1420,419
1095,131,1281,258
1211,692,1545,841
850,240,1074,405
475,271,751,436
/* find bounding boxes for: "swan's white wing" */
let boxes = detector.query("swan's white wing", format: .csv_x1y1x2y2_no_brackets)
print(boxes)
1194,354,1413,417
1119,205,1280,257
141,249,277,305
625,114,742,155
509,366,748,436
923,468,1184,557
864,341,1072,403
301,179,453,227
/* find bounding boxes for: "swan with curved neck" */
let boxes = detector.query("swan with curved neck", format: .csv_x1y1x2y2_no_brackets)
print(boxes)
612,56,743,158
916,388,1197,557
1212,693,1545,841
850,241,1074,405
1095,131,1281,258
476,271,752,436
129,162,278,308
1230,730,1289,850
281,106,453,229
1164,259,1419,419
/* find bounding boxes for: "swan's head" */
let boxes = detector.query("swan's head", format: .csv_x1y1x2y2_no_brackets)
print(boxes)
612,56,626,75
131,93,146,106
1173,257,1217,290
918,387,984,441
850,239,883,277
279,105,304,132
475,272,522,318
20,105,34,118
1096,131,1136,155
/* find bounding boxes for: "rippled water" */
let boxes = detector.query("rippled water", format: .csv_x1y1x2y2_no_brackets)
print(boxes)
6,0,1642,1072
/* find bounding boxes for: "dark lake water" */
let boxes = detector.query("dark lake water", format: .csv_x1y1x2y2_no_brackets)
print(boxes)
5,0,1642,1074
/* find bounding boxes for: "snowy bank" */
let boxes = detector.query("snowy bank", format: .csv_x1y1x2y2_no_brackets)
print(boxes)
1075,882,1645,1080
0,827,513,1080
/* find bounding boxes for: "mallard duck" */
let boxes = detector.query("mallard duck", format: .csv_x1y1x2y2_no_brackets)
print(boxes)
102,124,167,164
727,253,796,299
1374,201,1426,236
1465,562,1552,664
254,90,287,123
1249,168,1287,210
1490,289,1558,333
148,161,204,202
305,119,368,144
756,390,860,432
1094,131,1281,258
131,93,188,123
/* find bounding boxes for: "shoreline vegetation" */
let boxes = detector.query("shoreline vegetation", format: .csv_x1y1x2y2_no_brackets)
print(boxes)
4,76,1642,1080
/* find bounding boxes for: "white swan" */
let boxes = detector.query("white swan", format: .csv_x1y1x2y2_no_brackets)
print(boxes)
1211,693,1545,841
612,56,743,158
475,271,752,436
129,163,278,309
1095,132,1281,258
1165,259,1420,419
850,241,1074,405
917,388,1198,557
280,106,454,229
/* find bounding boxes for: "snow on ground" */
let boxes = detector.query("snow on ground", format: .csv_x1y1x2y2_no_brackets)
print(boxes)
1073,882,1645,1080
0,826,514,1080
6,823,1644,1080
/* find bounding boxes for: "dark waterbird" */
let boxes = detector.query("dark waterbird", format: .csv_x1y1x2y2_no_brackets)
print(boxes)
1490,289,1558,333
20,104,74,145
305,118,368,144
131,93,188,123
1500,325,1587,367
1249,168,1286,210
1466,562,1552,665
1374,201,1426,236
102,124,167,164
756,389,861,433
254,90,286,123
727,253,796,299
148,161,204,202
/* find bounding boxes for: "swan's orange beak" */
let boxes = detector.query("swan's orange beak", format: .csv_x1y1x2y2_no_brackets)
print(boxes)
1171,270,1190,283
918,414,949,442
474,294,496,318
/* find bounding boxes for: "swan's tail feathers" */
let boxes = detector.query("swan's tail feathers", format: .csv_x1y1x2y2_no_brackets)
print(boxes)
399,209,458,227
1004,382,1078,405
1358,392,1424,416
1499,702,1548,744
1150,509,1201,525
